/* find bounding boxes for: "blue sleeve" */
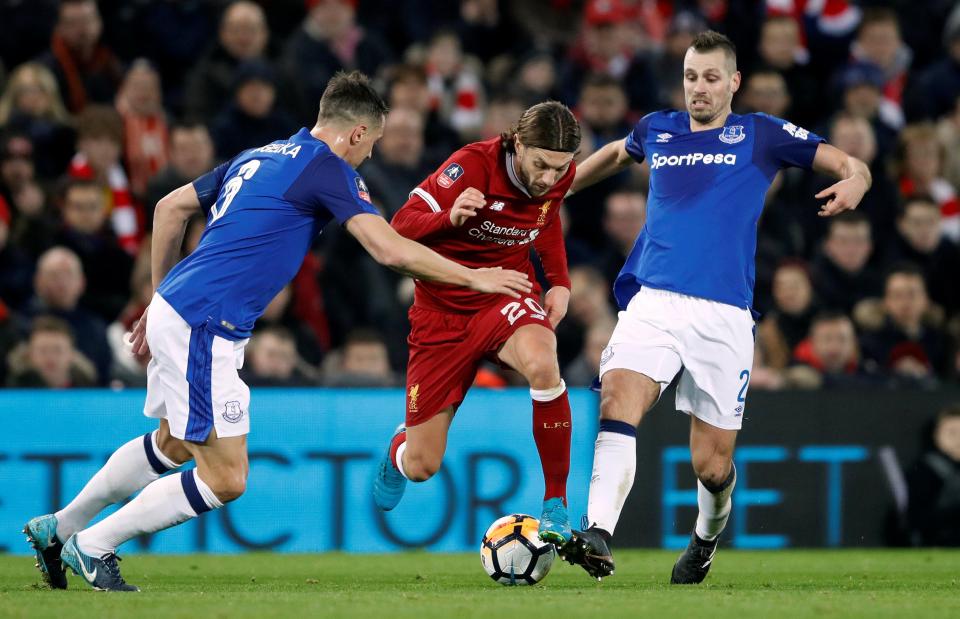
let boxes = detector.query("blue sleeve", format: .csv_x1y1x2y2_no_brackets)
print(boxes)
285,154,380,224
191,159,233,215
753,113,825,178
623,112,655,163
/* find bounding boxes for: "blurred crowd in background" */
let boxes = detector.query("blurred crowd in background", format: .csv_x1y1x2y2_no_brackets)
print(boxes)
0,0,959,394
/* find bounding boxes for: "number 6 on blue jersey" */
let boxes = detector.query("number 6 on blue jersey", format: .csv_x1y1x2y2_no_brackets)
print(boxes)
210,160,261,223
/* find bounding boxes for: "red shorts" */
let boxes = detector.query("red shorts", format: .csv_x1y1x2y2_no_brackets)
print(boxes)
404,294,553,426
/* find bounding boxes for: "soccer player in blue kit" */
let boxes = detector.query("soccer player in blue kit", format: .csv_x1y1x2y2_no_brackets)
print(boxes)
22,71,532,591
561,32,871,583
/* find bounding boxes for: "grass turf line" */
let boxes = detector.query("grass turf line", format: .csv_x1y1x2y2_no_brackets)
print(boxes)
1,550,958,619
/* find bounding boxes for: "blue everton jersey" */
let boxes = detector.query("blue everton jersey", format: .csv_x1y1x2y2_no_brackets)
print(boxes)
616,110,824,310
158,128,379,340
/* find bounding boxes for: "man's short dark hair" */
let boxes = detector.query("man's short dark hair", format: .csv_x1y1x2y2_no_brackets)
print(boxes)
317,70,389,128
899,194,939,216
76,104,123,143
169,120,210,138
345,328,386,347
254,325,295,345
936,404,960,425
30,315,75,342
388,63,428,89
581,72,625,93
690,30,737,72
858,7,900,34
885,261,925,284
828,210,871,231
57,176,102,203
811,310,853,329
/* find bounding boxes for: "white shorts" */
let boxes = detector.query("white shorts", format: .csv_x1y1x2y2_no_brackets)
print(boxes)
143,293,250,441
598,287,755,430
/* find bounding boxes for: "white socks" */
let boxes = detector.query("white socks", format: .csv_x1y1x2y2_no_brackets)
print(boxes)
78,469,222,557
55,431,181,542
586,419,637,535
695,465,737,541
395,442,409,480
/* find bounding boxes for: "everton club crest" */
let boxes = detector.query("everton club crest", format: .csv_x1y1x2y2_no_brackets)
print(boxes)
719,125,745,145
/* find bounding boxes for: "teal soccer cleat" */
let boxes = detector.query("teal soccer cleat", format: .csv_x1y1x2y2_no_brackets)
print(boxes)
537,497,572,545
373,425,407,511
60,535,140,592
24,514,68,589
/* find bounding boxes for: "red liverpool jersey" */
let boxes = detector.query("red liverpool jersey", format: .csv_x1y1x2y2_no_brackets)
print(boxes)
391,137,575,313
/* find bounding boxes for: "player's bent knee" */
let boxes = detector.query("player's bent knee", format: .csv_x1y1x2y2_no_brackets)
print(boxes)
403,450,442,482
524,358,561,390
155,430,192,465
206,470,248,503
692,456,732,489
599,387,644,426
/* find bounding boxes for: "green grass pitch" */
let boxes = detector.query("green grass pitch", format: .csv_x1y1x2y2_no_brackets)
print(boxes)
1,550,958,619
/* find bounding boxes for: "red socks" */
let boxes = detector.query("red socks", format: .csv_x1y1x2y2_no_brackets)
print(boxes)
531,385,571,504
389,430,406,470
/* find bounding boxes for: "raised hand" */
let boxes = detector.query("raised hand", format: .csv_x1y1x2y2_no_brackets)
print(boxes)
815,174,868,217
450,187,486,226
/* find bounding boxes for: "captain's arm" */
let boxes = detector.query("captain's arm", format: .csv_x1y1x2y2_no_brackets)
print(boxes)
346,213,531,298
151,183,201,289
809,143,872,217
569,138,634,195
811,143,872,189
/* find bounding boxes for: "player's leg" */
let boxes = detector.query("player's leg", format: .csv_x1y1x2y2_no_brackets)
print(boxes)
53,420,190,539
669,296,752,584
374,308,475,510
497,323,572,544
375,407,457,510
62,430,245,592
60,316,250,591
565,288,683,578
24,402,191,589
399,408,455,480
563,369,661,578
670,417,737,585
588,369,660,535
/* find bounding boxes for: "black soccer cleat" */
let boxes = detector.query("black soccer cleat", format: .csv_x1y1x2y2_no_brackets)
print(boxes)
560,527,615,580
24,514,68,589
670,532,719,584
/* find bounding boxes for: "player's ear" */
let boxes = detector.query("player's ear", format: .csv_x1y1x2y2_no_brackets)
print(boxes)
514,135,524,159
730,70,742,94
350,125,367,146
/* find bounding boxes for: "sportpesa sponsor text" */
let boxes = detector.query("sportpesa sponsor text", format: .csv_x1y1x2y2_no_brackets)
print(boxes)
649,152,737,169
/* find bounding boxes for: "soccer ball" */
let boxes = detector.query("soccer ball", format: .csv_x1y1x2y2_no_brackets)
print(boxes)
479,514,556,586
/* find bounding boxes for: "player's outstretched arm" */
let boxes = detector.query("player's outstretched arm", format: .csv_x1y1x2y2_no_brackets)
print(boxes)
811,143,872,218
569,138,634,196
346,213,533,297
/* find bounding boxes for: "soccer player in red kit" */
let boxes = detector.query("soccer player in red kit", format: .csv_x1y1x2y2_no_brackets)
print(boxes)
373,102,581,544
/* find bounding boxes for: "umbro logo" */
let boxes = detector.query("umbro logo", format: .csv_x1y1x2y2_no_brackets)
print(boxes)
490,201,505,211
656,132,673,143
